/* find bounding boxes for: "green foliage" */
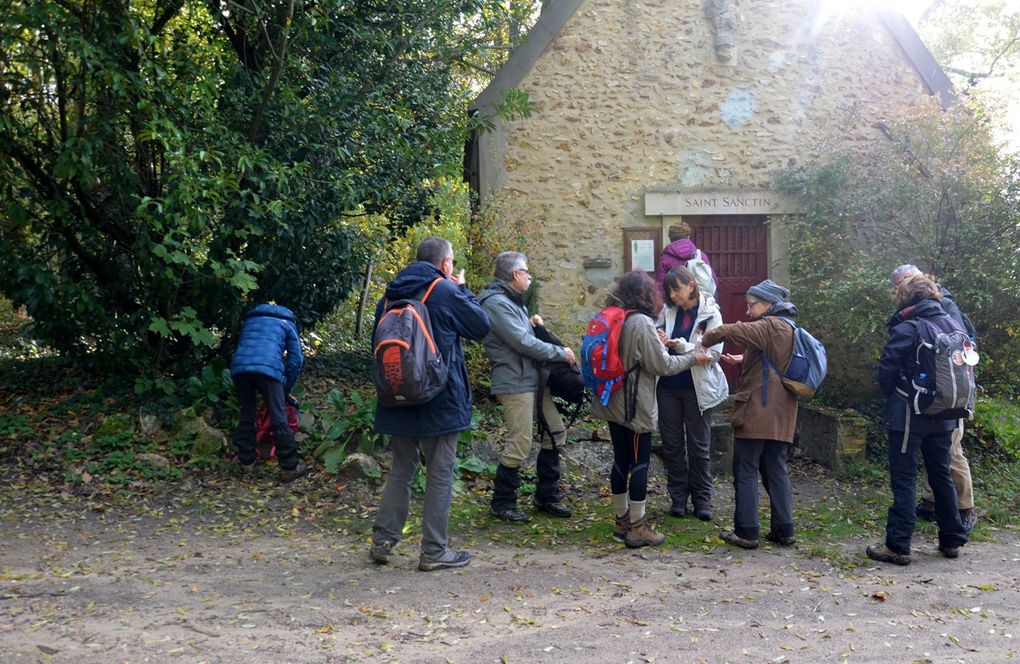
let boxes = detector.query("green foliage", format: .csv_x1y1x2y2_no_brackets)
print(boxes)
184,359,237,414
776,97,1020,400
0,414,30,437
1,0,534,377
0,296,51,360
971,395,1020,460
314,388,387,474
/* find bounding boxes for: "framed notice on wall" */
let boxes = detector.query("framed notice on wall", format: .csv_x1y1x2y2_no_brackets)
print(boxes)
623,227,662,274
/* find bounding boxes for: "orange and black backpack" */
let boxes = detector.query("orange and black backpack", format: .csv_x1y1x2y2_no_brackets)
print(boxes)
372,279,449,408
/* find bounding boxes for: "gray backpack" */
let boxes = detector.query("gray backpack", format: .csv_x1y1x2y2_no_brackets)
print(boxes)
373,279,448,407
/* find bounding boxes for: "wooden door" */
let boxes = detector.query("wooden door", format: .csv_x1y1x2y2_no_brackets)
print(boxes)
687,215,768,391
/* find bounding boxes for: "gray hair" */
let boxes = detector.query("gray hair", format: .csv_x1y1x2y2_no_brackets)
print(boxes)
890,264,920,288
416,237,453,267
494,251,528,281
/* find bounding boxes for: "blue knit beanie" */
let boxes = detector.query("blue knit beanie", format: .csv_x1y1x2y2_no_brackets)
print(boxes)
747,279,789,304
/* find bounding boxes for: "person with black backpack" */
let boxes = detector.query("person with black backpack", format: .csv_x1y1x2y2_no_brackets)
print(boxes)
479,252,577,523
369,238,491,572
891,264,978,533
867,273,969,566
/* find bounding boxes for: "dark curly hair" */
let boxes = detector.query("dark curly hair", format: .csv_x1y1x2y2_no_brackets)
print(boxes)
609,271,662,316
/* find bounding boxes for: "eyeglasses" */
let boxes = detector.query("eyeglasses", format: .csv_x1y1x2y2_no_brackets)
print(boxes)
515,268,531,277
445,257,457,267
745,299,764,308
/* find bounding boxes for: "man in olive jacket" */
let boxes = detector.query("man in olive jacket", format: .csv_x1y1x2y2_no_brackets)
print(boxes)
479,252,576,522
700,280,798,550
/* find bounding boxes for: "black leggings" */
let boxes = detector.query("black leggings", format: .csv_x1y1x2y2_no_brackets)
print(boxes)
609,422,652,501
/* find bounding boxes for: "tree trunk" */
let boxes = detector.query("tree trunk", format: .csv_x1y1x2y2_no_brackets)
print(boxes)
356,261,375,339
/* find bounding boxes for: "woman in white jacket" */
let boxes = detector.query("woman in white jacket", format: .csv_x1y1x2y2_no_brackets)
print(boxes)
656,265,729,520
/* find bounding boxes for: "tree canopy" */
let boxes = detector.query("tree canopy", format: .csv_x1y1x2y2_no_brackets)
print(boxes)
0,0,537,375
777,97,1020,399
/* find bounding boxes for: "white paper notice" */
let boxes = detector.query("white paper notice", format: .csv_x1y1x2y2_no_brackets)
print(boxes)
631,239,655,272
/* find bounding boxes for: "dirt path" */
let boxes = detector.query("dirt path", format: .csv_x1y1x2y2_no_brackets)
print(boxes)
2,471,1018,664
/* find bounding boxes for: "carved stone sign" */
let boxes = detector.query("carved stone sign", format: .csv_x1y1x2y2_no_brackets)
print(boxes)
644,190,801,216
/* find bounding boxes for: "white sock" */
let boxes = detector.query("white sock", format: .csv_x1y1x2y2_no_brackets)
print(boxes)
630,500,646,523
612,493,629,518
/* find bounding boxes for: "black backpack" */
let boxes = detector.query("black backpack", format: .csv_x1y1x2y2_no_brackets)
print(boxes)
897,314,978,420
372,279,448,408
533,323,587,442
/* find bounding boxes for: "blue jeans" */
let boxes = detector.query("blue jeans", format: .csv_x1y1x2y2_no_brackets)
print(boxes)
732,438,794,540
884,429,968,554
373,434,458,559
232,373,299,469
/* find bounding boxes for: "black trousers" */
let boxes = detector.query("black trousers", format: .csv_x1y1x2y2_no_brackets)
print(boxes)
232,373,299,470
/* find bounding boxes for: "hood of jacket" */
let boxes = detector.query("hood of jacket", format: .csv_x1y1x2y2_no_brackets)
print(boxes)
244,303,297,324
760,301,799,320
886,298,946,331
384,261,447,302
662,238,698,262
479,279,525,308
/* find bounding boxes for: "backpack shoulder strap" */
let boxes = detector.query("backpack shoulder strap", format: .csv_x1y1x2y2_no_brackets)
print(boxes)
421,278,443,304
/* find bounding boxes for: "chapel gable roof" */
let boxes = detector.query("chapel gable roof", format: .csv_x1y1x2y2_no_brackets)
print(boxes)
471,1,954,114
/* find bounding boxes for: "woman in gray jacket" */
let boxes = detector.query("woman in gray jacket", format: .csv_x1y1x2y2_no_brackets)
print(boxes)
592,271,709,548
656,266,729,521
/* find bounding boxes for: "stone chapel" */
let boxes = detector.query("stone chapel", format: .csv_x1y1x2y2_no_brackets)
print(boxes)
466,0,953,343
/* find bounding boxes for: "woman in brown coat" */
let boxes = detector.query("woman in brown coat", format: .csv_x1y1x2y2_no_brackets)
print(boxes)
699,280,799,550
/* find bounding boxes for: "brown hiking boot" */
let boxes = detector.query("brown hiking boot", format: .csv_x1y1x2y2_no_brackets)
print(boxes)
866,543,911,566
624,517,666,549
612,510,630,541
279,460,310,483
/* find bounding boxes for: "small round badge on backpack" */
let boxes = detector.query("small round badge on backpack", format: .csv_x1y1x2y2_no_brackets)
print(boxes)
960,340,979,366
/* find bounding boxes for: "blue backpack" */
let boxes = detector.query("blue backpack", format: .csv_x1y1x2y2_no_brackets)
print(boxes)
762,317,827,401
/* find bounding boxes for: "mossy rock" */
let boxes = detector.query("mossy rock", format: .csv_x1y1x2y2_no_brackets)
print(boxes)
172,409,227,456
95,413,134,438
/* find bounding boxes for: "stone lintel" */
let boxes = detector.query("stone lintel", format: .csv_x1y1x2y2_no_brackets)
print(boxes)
644,190,802,216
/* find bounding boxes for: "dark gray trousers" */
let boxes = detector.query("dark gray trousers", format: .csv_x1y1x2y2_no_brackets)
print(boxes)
373,434,457,559
732,438,794,540
656,384,713,512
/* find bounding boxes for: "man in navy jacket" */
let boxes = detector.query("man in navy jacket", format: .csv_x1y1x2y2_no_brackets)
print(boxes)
370,237,490,572
230,303,306,482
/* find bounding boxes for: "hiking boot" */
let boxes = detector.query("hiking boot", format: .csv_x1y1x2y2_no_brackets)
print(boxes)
612,510,630,541
915,498,936,522
534,500,572,518
765,531,796,546
695,508,713,522
279,460,309,483
235,461,256,476
490,507,530,523
959,508,978,534
668,503,688,518
418,550,471,572
369,540,395,565
866,543,911,566
938,545,960,559
721,531,759,550
624,517,666,549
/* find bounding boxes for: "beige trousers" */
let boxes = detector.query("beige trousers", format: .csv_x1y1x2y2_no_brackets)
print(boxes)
496,389,566,468
921,424,974,509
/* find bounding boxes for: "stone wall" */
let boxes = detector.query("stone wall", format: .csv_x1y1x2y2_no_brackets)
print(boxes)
478,0,933,338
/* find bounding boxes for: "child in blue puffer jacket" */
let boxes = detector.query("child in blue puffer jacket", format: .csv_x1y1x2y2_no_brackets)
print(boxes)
229,303,307,482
